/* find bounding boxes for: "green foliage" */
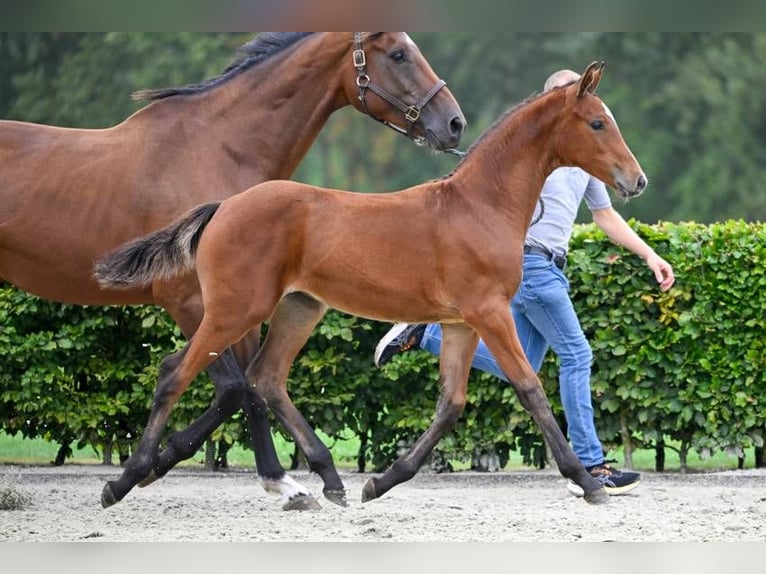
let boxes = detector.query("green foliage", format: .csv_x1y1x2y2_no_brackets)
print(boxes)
3,33,246,128
6,33,765,222
1,292,155,458
2,34,766,470
2,222,763,471
556,220,766,464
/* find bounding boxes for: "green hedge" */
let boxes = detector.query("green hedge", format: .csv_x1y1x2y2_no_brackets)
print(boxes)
1,221,764,471
561,219,766,468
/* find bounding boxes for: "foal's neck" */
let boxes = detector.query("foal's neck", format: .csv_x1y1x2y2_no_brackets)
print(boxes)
448,90,563,226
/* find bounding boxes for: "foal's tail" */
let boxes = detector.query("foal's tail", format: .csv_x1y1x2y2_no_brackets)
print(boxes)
94,202,221,288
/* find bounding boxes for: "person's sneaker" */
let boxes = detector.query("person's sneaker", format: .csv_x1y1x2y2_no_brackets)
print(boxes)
566,463,641,497
374,323,427,367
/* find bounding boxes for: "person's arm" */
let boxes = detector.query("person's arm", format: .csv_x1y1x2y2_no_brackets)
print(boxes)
591,206,675,292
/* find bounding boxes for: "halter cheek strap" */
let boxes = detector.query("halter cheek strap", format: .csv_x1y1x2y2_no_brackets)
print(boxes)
353,32,447,145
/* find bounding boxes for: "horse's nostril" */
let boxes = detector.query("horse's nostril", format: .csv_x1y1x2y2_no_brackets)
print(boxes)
637,174,647,192
450,116,465,137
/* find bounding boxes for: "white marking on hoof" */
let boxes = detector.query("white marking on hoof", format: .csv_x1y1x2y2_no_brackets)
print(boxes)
262,474,314,506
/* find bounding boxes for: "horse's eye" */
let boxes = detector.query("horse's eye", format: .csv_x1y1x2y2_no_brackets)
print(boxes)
390,50,405,63
591,120,605,130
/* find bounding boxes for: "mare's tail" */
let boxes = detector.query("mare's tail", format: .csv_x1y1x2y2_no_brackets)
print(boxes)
94,202,221,288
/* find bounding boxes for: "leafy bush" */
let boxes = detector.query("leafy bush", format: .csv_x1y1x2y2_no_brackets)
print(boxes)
1,221,764,472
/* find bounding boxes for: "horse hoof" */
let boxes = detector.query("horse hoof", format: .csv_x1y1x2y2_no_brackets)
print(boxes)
323,488,348,507
361,478,377,503
138,470,159,488
584,487,609,505
101,482,120,509
282,494,322,511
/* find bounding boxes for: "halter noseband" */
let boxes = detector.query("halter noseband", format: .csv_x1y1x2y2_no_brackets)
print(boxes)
353,32,447,145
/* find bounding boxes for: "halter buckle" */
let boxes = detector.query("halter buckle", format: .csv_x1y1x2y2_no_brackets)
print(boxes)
405,106,420,123
353,49,366,68
356,74,371,89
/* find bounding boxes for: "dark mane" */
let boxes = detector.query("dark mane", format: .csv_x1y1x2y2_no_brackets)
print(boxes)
133,33,315,101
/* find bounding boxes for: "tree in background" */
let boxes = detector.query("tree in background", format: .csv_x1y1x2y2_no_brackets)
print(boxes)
3,32,765,223
2,33,765,469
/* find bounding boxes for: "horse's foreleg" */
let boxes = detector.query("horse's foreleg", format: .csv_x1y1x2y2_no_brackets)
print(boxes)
239,380,321,510
472,303,608,504
155,285,316,510
247,293,347,507
362,323,477,502
139,342,317,510
228,332,318,509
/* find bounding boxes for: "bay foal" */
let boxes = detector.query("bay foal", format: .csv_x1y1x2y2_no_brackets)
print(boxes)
96,62,644,505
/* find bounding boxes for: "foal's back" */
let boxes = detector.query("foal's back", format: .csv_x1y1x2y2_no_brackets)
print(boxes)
194,178,507,325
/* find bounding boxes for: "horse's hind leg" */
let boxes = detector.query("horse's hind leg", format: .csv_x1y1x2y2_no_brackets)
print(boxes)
138,347,249,484
362,323,478,502
139,338,318,509
471,303,608,504
147,285,315,509
102,344,195,508
246,292,347,507
101,313,255,508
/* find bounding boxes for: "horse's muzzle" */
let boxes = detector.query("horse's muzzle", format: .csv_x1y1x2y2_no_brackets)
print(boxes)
425,115,465,151
616,173,648,199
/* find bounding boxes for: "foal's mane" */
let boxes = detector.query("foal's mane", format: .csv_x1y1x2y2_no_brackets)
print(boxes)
446,81,574,177
133,33,315,101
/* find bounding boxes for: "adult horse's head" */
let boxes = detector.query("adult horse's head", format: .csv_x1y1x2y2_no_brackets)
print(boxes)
345,32,466,152
555,62,647,199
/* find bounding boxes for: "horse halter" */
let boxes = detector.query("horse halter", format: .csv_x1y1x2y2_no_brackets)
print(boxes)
353,32,447,146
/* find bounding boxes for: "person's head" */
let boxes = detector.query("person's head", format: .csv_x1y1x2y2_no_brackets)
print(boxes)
543,69,580,92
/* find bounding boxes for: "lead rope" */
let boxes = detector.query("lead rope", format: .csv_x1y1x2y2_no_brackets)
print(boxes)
351,34,540,223
444,148,466,158
529,198,545,227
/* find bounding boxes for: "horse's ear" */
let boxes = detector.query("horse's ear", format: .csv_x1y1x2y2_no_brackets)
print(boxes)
576,61,606,98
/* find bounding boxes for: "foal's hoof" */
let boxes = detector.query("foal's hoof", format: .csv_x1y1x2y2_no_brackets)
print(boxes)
101,482,120,509
361,478,377,503
282,493,322,511
584,487,610,505
138,470,159,488
323,488,348,507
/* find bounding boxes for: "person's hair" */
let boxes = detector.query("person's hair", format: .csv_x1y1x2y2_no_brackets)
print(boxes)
543,69,580,92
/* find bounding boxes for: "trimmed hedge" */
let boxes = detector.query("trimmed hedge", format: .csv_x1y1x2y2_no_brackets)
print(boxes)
562,219,766,468
1,220,764,471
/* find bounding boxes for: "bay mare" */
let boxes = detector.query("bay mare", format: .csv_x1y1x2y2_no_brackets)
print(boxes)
0,33,465,509
95,62,646,507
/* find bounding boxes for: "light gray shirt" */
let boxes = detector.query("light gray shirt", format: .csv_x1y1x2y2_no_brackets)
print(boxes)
525,167,612,258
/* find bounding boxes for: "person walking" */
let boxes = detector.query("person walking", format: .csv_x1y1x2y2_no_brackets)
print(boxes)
374,68,675,496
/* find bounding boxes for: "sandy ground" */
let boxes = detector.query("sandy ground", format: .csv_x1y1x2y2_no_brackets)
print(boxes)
1,464,765,542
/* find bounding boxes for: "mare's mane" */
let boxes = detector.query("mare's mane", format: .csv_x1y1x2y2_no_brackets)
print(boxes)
133,33,315,101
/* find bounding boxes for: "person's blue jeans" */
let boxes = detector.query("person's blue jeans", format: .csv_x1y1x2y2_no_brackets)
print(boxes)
420,254,604,468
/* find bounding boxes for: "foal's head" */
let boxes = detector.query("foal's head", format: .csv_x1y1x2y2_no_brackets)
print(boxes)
342,33,466,151
551,62,647,199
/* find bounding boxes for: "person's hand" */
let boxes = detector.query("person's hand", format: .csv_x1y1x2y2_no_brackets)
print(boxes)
646,253,675,292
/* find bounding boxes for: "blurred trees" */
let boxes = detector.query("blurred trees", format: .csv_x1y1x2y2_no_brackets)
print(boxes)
2,32,764,223
2,33,764,469
1,33,247,127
